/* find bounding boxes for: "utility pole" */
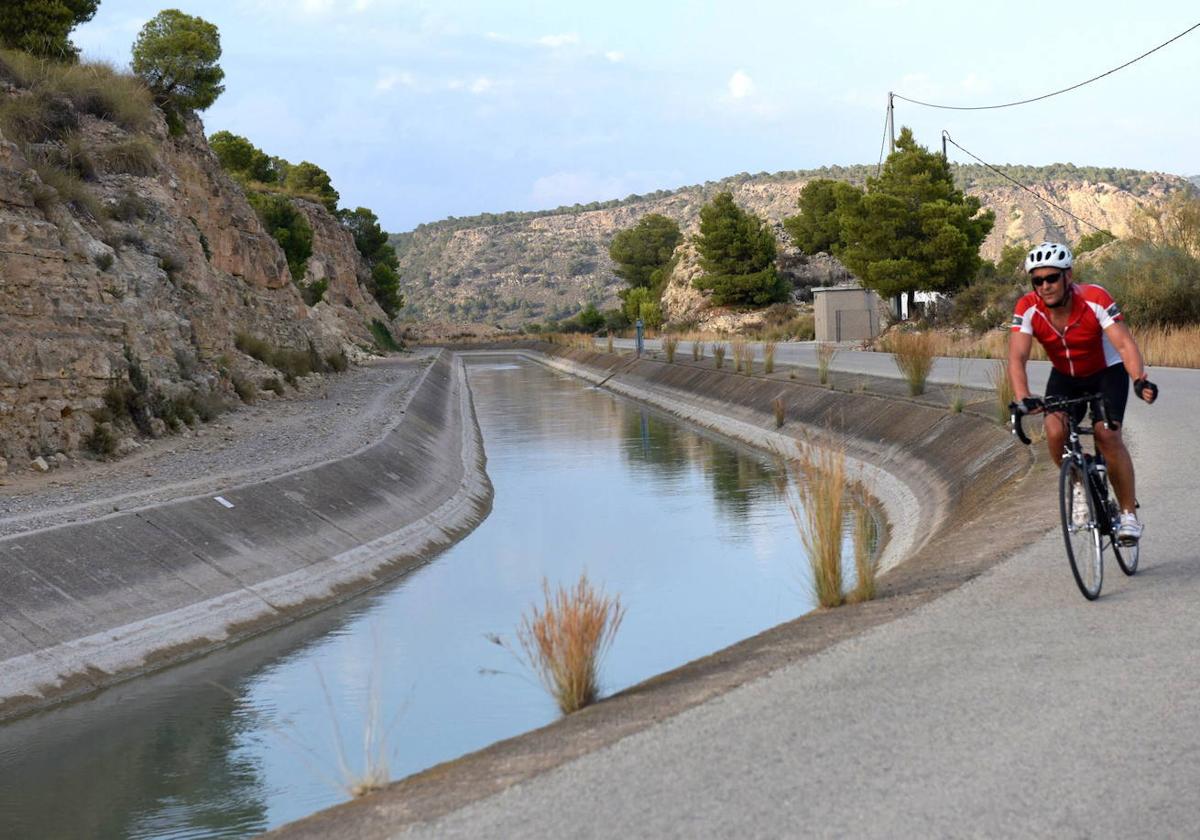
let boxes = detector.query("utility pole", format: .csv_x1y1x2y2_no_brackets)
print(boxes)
887,92,895,155
942,129,948,159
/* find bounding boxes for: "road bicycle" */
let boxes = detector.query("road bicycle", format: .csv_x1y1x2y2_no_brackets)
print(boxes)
1010,394,1138,600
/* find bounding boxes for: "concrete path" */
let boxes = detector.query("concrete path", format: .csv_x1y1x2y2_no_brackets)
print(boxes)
403,354,1199,838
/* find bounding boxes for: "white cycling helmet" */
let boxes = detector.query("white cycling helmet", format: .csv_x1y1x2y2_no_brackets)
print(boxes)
1025,241,1073,273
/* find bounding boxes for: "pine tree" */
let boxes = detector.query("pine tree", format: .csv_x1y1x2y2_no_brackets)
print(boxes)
0,0,97,60
693,192,789,306
837,127,994,300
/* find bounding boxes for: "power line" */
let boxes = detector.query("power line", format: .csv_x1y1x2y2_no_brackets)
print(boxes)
895,20,1200,111
941,132,1110,234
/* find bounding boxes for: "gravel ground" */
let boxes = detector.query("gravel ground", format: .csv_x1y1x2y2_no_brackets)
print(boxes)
0,353,431,537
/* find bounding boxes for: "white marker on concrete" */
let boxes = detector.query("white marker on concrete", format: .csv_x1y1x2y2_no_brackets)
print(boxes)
214,496,235,509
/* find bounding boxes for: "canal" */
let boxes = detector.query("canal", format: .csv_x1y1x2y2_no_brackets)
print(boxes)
0,356,867,838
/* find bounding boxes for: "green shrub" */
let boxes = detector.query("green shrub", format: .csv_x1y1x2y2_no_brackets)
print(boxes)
231,373,257,403
325,350,349,372
109,190,152,222
301,278,327,306
369,319,401,352
1077,243,1200,325
84,422,118,457
94,252,113,271
95,136,157,176
261,377,285,396
246,191,312,281
32,162,103,219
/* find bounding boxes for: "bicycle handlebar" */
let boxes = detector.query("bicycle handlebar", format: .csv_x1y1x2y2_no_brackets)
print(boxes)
1009,393,1110,446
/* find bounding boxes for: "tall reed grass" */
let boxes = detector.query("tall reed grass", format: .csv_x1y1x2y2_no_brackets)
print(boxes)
784,441,847,609
712,343,726,369
692,340,702,361
886,331,936,395
764,341,777,374
731,338,747,373
606,332,614,354
517,574,625,715
816,342,837,385
772,397,785,428
989,359,1015,424
1136,324,1200,368
848,488,880,603
664,335,679,362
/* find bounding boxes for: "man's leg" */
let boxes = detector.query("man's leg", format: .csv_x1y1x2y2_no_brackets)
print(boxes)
1095,423,1137,513
1044,411,1067,466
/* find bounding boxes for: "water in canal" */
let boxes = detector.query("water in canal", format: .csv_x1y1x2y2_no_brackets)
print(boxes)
0,357,866,838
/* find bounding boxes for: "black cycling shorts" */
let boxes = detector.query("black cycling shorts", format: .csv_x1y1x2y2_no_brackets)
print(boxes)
1045,363,1130,426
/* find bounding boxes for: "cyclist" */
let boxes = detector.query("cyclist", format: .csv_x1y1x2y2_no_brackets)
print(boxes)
1009,241,1158,544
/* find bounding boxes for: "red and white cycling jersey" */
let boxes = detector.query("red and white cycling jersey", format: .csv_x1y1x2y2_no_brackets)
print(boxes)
1011,283,1123,377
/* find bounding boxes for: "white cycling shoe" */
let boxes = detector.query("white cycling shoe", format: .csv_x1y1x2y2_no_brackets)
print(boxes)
1117,512,1143,545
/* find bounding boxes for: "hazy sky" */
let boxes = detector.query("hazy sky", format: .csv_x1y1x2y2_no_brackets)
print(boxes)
75,1,1199,232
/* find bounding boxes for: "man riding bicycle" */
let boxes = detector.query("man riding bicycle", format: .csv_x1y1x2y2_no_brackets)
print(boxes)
1008,241,1158,544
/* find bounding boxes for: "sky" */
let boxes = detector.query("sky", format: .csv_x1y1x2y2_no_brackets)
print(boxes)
74,1,1200,233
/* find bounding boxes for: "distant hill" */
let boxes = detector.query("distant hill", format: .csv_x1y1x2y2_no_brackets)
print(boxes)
390,164,1189,327
1190,174,1200,189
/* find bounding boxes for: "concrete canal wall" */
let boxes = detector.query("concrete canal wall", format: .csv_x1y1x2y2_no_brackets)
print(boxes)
0,341,1031,724
0,349,493,720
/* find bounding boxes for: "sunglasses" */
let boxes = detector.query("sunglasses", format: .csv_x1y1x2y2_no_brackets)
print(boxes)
1031,271,1065,287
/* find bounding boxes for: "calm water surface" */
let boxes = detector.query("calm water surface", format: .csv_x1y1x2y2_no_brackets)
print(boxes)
0,358,849,838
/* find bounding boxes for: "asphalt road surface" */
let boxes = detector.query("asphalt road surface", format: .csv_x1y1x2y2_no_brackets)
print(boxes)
404,350,1200,838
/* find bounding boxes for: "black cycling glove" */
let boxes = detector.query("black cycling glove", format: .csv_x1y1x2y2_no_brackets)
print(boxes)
1133,377,1158,403
1019,396,1044,415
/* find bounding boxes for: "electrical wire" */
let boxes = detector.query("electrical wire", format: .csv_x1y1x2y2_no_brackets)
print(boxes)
942,132,1110,234
895,20,1200,111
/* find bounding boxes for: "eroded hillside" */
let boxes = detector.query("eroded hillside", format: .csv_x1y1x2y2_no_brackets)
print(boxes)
0,60,395,470
392,166,1189,327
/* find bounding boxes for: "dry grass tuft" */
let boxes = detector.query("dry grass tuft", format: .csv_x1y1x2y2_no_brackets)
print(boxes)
692,339,702,361
663,335,679,362
772,396,785,428
817,342,837,385
1136,324,1200,368
783,440,847,608
731,338,747,373
517,574,625,715
763,340,777,373
606,332,614,354
712,343,726,369
886,331,936,395
989,359,1015,424
847,487,880,603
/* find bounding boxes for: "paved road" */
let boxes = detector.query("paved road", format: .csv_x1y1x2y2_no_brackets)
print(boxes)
606,336,1018,387
405,353,1200,838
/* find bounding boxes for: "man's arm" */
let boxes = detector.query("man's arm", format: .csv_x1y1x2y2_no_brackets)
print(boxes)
1104,321,1146,381
1008,330,1034,400
1105,321,1156,403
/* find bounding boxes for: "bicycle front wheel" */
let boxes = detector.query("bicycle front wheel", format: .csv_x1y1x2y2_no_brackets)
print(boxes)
1113,537,1139,576
1060,459,1103,600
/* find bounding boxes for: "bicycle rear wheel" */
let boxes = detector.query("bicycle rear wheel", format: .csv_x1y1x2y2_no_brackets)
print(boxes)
1060,459,1103,600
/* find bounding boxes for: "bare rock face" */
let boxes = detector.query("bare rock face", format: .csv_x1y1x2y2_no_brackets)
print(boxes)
293,198,390,348
0,96,386,467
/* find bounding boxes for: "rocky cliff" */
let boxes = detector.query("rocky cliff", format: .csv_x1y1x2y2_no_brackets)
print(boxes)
392,166,1190,328
0,88,391,471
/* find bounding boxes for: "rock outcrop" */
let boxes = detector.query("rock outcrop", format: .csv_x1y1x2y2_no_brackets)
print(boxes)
0,92,392,469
